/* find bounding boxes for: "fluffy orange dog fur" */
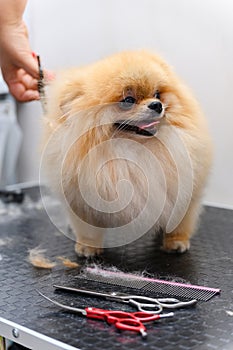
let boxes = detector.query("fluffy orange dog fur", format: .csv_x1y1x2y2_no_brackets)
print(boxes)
42,51,213,257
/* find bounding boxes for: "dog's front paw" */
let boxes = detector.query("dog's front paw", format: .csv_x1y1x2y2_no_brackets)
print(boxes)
75,242,103,258
162,239,190,253
162,233,190,254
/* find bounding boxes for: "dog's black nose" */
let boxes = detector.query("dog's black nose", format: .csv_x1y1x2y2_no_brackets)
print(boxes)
148,101,163,114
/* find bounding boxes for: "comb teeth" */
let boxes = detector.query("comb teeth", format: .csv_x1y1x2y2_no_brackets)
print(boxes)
143,282,218,301
79,271,148,289
76,268,221,302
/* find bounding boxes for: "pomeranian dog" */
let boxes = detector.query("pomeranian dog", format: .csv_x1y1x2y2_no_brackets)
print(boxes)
42,50,212,257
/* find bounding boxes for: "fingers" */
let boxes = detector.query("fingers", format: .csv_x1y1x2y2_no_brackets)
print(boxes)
2,65,55,102
8,71,40,102
18,68,38,90
9,83,40,102
21,89,40,102
22,53,42,80
9,69,55,102
29,53,55,82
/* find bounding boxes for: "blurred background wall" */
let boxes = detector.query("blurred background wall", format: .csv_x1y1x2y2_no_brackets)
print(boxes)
16,0,233,207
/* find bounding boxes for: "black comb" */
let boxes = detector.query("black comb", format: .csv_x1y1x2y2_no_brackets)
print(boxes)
76,268,221,302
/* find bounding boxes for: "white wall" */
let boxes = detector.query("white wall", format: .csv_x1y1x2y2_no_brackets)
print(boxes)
18,0,233,206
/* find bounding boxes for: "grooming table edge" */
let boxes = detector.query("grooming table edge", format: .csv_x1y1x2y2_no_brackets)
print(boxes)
0,317,79,350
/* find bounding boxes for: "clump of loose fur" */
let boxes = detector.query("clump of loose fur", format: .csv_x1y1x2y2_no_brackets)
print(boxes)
28,247,57,269
57,256,79,268
28,247,79,269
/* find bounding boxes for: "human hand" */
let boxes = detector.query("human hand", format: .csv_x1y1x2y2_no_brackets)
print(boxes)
0,21,53,102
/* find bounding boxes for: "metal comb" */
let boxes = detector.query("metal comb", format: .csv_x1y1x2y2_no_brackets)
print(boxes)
75,268,221,302
37,55,47,113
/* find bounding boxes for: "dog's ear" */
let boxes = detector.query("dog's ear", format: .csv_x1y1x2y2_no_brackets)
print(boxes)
51,68,85,119
59,79,84,115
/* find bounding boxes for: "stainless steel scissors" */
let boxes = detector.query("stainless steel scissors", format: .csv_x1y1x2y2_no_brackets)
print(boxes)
39,291,174,338
53,285,197,314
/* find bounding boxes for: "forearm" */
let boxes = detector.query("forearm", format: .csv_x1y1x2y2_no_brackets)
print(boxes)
0,0,27,28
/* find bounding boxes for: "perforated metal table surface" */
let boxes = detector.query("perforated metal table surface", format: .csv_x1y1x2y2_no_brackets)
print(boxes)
0,186,233,350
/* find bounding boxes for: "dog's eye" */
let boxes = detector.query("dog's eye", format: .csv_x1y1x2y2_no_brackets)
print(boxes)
154,91,160,99
119,96,136,110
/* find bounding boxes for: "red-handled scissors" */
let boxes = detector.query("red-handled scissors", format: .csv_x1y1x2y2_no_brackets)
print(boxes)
39,292,174,337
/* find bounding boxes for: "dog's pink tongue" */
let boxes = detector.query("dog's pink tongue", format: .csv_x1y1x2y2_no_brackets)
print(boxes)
138,120,160,130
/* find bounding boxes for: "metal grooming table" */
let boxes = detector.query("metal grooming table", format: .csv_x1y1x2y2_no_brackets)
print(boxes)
0,185,233,350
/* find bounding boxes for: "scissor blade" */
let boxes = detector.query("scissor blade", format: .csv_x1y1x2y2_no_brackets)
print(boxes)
38,291,86,315
158,298,197,309
53,284,122,301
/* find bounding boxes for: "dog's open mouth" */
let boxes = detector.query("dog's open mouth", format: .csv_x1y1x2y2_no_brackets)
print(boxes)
113,119,160,136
